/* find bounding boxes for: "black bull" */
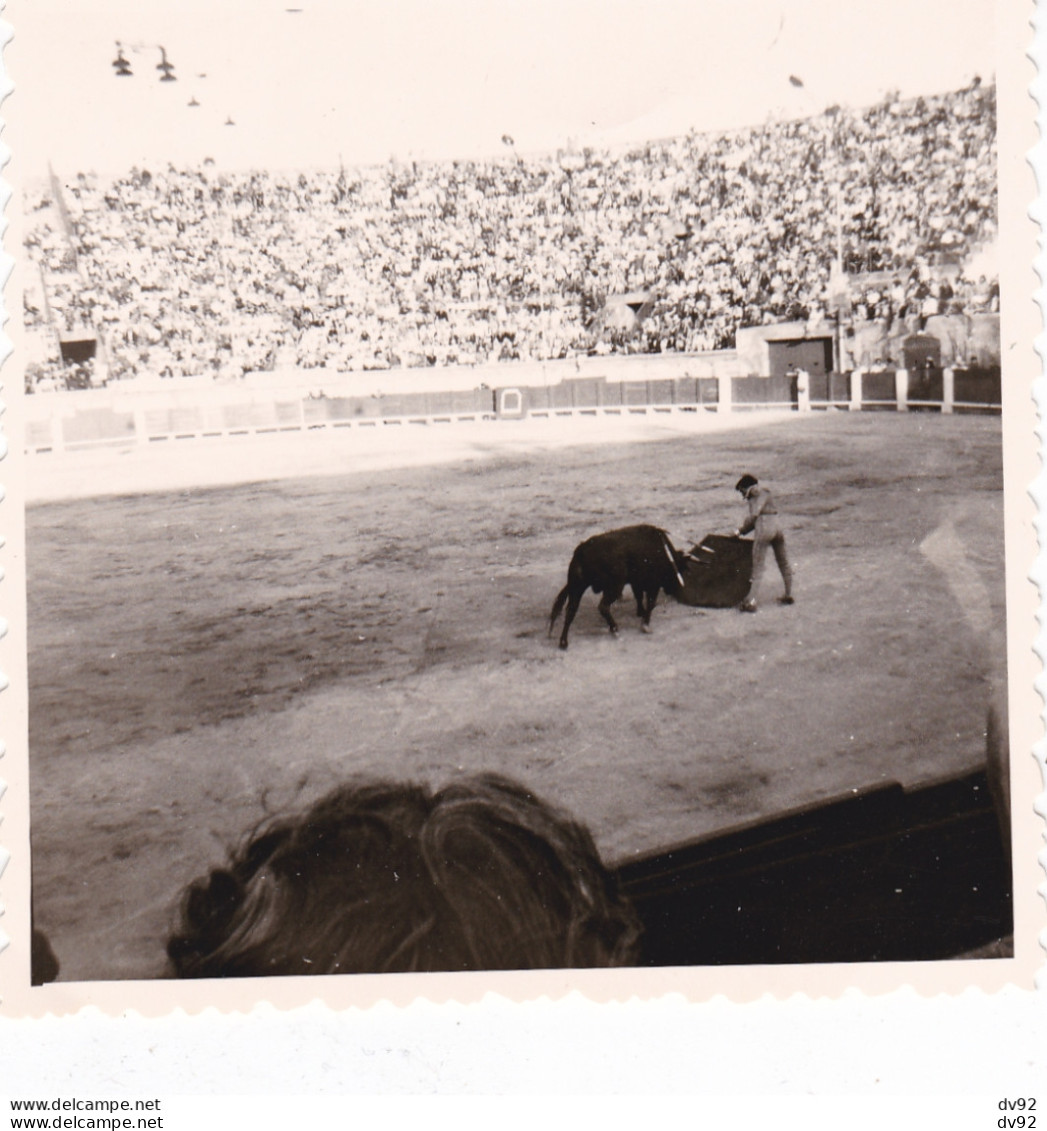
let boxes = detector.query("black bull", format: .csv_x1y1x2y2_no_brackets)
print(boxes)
549,527,754,649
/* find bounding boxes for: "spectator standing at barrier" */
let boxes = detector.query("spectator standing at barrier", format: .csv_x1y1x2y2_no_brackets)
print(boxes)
732,474,794,612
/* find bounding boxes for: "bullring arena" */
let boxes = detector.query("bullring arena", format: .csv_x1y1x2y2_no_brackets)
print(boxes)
25,399,1007,980
20,78,1013,982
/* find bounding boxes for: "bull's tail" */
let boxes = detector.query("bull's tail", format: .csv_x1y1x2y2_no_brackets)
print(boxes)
548,583,571,634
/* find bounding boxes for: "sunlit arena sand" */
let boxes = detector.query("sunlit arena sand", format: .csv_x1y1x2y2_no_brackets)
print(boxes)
26,411,1005,980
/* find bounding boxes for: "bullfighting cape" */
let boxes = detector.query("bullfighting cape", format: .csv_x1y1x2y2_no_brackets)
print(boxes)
675,534,753,608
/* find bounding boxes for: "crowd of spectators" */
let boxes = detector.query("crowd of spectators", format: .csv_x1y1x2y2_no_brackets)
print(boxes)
23,81,998,387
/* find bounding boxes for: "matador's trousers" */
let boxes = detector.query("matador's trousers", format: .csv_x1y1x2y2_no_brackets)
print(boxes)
744,516,793,608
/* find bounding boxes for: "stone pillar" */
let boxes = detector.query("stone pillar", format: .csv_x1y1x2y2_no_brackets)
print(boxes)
850,369,863,412
796,368,811,413
895,368,909,413
942,367,955,415
718,373,733,414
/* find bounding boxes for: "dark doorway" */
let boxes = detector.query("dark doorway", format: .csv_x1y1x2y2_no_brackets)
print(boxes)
767,337,833,381
902,333,942,372
58,335,98,366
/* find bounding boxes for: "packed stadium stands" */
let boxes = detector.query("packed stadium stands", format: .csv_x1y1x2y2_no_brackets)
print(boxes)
23,81,998,392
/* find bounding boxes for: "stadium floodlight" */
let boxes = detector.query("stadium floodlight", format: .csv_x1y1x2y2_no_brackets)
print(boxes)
113,41,181,82
157,46,177,82
112,45,133,77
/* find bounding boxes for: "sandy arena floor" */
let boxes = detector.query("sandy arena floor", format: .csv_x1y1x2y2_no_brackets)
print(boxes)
25,410,1006,981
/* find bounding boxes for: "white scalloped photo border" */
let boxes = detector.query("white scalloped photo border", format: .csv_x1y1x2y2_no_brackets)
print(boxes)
0,0,1041,1021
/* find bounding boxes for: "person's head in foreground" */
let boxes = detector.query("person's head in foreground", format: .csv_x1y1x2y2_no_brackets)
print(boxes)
168,773,641,977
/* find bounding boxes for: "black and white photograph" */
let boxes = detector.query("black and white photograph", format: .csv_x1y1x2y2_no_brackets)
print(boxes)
6,0,1041,1015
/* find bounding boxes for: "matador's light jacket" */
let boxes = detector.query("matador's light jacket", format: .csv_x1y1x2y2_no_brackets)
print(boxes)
737,485,782,539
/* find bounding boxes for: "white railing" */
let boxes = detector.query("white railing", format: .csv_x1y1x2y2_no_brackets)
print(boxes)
23,368,1002,455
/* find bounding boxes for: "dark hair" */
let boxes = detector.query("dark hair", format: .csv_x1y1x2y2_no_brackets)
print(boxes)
168,774,641,977
735,474,758,493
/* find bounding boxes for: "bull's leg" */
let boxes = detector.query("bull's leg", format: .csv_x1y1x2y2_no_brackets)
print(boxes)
631,583,646,619
640,589,659,633
559,587,585,650
597,584,623,636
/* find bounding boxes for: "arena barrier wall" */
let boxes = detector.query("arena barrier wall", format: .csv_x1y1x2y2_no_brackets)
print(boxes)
853,367,1003,414
906,367,945,407
731,375,795,410
617,768,1010,965
22,366,1002,453
808,372,852,406
515,376,720,417
858,369,898,408
952,366,1003,411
